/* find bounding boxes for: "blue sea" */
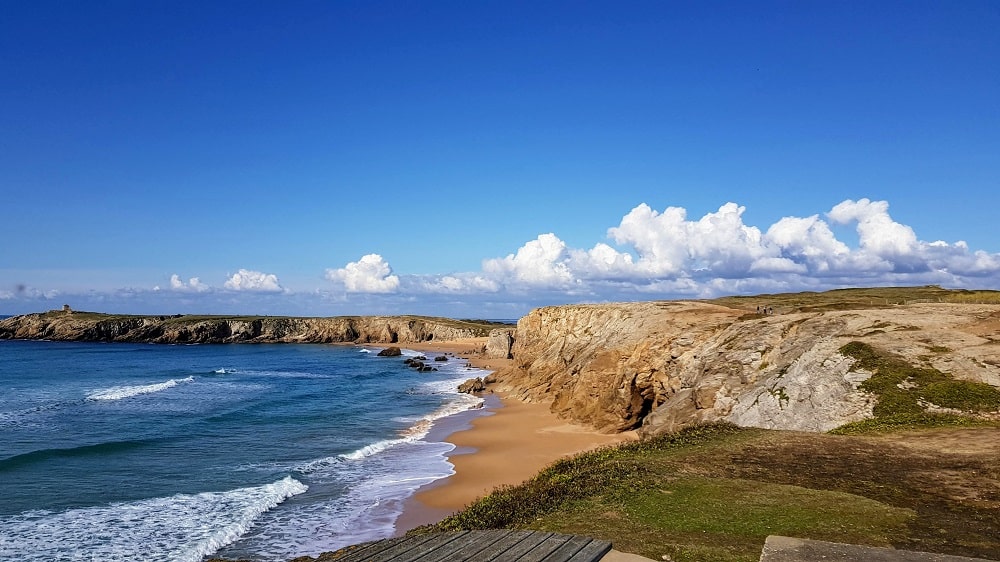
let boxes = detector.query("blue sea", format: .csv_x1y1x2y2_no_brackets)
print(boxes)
0,339,490,561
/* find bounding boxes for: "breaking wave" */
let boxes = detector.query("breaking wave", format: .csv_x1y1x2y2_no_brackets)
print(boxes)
87,376,195,401
0,476,307,562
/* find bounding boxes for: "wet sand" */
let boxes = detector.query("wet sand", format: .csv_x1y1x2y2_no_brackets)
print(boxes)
394,391,636,532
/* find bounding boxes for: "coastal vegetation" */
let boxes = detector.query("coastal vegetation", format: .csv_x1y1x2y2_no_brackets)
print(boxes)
412,423,1000,561
709,285,1000,312
0,311,507,342
831,341,1000,435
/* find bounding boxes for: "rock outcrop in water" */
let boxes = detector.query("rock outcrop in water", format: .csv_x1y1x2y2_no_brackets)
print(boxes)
488,298,1000,435
0,311,495,345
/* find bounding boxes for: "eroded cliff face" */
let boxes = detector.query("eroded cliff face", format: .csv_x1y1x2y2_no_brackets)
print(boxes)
0,312,489,345
490,302,1000,435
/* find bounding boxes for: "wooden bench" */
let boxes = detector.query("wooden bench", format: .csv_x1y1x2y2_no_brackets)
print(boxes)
321,530,612,562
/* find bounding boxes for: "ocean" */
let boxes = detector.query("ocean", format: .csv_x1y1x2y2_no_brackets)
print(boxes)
0,339,490,561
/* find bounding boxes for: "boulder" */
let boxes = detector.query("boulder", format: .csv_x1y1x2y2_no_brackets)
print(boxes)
486,329,516,359
458,377,486,394
434,355,448,362
377,347,402,357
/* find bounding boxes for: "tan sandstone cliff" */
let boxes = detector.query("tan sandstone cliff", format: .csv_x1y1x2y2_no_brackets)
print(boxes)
490,298,1000,435
0,311,496,345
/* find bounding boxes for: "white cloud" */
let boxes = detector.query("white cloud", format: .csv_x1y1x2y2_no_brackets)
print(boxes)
422,274,500,293
828,198,919,258
326,254,400,293
9,197,998,318
224,269,284,293
473,198,1000,298
168,274,210,292
482,233,576,287
607,202,771,278
566,243,635,279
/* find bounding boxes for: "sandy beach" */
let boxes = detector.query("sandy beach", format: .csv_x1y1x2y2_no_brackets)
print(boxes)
392,337,636,532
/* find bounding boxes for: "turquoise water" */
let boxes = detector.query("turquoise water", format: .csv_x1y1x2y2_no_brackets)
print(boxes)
0,340,488,561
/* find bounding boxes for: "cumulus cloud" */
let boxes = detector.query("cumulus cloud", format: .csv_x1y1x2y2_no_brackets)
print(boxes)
608,202,771,277
481,233,577,287
422,274,500,293
326,254,400,293
828,198,919,258
224,269,284,292
169,274,210,292
469,198,1000,298
14,197,996,318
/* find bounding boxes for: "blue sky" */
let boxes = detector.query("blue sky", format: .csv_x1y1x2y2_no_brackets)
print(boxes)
2,1,998,318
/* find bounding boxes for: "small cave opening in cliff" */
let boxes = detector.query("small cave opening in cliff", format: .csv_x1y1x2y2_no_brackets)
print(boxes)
389,331,399,343
631,397,655,430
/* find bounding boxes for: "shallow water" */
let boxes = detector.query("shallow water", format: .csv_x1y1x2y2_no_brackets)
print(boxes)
0,340,487,561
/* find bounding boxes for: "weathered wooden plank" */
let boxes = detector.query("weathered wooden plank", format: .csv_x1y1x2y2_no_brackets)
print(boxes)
323,535,410,560
538,535,612,562
330,532,445,562
415,529,522,562
499,532,569,562
326,530,613,562
367,531,469,562
564,537,613,562
483,531,555,561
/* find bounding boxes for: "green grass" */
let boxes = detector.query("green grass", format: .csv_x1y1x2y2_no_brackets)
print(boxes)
32,310,503,334
534,477,913,562
838,341,1000,418
709,285,1000,313
411,424,918,562
829,412,995,435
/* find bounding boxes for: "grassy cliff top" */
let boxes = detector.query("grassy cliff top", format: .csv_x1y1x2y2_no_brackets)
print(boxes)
26,310,507,330
709,285,1000,313
413,422,1000,562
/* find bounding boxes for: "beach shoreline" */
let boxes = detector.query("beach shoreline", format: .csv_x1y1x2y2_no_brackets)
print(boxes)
384,337,636,535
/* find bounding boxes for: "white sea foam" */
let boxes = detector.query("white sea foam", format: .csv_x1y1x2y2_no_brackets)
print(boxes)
86,376,195,401
336,393,482,462
357,348,371,353
230,442,454,560
339,437,412,461
0,476,307,562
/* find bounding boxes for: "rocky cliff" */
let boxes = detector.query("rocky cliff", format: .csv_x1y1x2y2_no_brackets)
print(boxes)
0,311,495,345
490,298,1000,435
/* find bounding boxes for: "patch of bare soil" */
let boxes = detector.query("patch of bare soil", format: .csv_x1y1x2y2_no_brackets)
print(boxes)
709,428,1000,559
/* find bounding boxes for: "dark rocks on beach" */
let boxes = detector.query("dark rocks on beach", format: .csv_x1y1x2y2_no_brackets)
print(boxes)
458,377,486,394
377,347,402,357
434,355,448,362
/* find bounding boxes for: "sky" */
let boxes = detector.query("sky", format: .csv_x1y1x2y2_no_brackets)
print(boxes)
1,1,998,318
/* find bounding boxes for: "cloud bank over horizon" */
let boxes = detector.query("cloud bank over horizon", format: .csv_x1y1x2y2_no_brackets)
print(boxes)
5,198,1000,317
